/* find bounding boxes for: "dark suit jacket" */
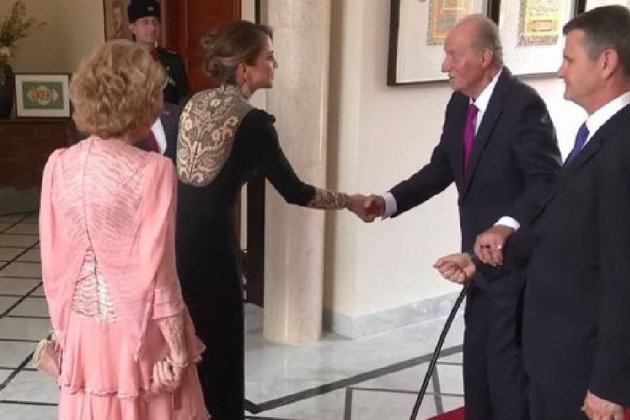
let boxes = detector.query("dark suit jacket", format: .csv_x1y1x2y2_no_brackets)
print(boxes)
137,102,182,162
502,103,630,407
390,69,561,275
157,47,189,105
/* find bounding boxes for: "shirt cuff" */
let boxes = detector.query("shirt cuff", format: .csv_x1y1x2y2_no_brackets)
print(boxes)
383,192,397,218
495,216,520,231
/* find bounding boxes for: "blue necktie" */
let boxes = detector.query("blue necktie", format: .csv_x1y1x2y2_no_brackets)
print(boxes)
564,123,589,166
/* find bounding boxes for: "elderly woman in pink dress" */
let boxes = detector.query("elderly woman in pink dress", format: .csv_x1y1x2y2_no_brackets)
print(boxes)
39,40,208,419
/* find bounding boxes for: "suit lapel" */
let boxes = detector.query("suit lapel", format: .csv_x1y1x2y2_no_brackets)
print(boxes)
533,104,630,221
462,69,511,198
531,135,601,222
162,104,177,135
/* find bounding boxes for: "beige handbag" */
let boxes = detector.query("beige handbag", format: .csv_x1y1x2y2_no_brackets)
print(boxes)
32,333,61,379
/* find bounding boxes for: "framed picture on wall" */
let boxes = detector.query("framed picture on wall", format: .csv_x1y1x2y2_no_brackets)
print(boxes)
103,0,132,40
388,0,491,85
14,73,71,118
497,0,580,76
581,0,630,10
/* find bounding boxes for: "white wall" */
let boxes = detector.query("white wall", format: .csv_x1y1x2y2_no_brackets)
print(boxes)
324,0,586,325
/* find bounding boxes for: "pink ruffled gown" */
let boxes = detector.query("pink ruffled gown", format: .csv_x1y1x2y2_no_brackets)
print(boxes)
39,137,208,419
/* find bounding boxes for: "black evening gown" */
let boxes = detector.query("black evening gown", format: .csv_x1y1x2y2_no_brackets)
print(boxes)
176,90,346,420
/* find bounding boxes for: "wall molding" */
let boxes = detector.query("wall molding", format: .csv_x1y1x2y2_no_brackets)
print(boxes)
323,292,464,339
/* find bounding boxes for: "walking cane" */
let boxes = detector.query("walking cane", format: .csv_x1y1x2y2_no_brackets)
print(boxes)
409,281,471,420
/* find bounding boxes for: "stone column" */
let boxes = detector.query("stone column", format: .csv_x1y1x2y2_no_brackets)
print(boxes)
263,0,332,345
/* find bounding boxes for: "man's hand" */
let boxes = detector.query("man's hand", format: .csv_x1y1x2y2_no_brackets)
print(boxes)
363,194,386,221
347,194,386,222
474,225,515,266
582,390,624,420
348,194,376,223
433,253,477,284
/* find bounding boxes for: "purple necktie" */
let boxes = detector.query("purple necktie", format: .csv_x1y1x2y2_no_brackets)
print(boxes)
144,129,160,153
463,103,479,178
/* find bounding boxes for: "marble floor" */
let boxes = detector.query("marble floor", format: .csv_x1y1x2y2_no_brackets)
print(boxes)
0,210,465,419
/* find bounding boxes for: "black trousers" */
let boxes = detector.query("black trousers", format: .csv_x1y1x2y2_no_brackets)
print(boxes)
522,312,592,420
463,273,529,420
527,377,588,420
184,285,245,420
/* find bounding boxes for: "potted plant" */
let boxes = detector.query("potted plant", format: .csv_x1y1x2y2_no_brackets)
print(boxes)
0,0,45,118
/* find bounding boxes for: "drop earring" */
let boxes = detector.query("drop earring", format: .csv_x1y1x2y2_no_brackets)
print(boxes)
241,81,251,99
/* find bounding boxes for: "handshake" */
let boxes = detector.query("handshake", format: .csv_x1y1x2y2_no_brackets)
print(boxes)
432,225,515,285
345,194,387,223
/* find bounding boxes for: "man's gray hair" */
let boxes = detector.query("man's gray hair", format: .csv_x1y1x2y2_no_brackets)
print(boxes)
461,14,504,67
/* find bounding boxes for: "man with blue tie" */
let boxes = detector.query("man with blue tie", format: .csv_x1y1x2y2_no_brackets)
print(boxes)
442,6,630,418
359,14,561,420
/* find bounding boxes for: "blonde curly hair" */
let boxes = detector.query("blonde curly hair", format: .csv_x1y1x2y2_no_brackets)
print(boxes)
70,39,167,140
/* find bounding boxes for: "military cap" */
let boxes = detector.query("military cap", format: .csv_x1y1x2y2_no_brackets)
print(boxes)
127,0,161,23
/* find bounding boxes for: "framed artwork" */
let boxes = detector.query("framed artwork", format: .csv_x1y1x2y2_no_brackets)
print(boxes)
14,74,71,118
103,0,132,40
388,0,491,85
581,0,630,10
497,0,580,76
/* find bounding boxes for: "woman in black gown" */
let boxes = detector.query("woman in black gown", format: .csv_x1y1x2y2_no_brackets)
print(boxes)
175,21,366,420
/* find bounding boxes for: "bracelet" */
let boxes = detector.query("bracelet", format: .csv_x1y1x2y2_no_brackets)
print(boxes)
166,355,189,369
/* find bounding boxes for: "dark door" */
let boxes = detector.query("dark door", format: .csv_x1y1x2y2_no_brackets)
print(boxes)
162,0,240,91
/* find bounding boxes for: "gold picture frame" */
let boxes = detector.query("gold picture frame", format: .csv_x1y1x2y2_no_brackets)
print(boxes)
103,0,132,41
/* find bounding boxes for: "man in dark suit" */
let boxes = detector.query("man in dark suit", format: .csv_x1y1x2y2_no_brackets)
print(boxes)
361,15,561,420
137,102,182,162
439,6,630,418
127,0,189,105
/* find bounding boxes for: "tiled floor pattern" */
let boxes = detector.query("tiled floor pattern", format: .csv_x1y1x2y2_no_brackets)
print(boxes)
0,211,465,419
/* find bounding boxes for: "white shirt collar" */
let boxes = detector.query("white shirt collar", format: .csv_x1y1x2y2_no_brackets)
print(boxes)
150,117,167,154
470,68,503,113
585,91,630,141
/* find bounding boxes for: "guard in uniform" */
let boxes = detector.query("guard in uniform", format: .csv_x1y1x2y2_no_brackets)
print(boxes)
127,0,189,105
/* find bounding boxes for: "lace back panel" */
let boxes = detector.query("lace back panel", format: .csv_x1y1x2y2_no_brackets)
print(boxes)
71,248,117,322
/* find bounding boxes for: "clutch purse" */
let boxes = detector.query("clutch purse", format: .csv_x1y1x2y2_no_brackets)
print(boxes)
32,334,61,379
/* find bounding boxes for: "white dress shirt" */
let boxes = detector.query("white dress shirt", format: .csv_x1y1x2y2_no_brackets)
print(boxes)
150,118,167,154
580,90,630,150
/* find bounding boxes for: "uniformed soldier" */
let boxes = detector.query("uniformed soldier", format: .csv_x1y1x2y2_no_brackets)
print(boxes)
127,0,189,105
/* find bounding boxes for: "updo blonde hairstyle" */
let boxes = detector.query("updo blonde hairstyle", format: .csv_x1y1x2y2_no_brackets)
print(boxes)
201,20,272,84
70,39,166,140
